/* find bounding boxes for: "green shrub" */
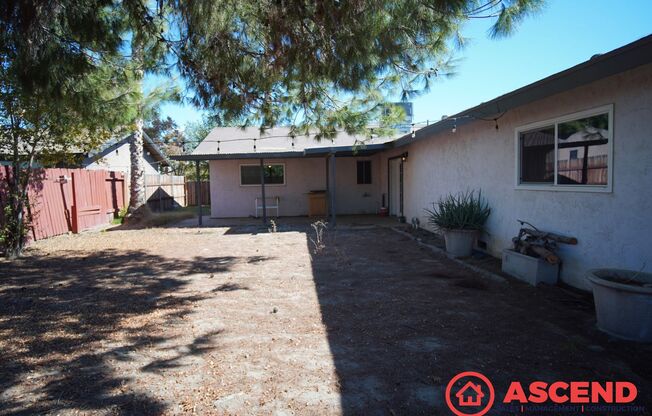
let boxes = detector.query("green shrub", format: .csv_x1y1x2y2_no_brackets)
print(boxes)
424,190,491,232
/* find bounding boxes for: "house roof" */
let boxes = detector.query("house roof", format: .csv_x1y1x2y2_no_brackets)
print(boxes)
172,34,652,161
174,126,397,161
89,132,171,167
390,33,652,148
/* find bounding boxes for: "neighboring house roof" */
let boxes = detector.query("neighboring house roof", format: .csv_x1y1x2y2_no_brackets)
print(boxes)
86,132,171,168
172,34,652,161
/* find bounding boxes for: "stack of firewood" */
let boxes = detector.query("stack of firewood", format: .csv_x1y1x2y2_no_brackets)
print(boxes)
512,220,578,264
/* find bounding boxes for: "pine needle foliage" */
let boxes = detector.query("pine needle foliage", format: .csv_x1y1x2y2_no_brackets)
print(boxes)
171,0,544,137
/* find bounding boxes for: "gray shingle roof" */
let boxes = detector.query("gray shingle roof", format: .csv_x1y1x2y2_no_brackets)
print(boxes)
190,126,396,156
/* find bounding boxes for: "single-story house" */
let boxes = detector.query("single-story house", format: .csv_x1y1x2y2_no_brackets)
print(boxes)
173,34,652,290
82,132,171,174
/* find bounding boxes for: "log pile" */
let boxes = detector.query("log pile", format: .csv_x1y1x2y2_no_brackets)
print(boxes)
512,220,578,265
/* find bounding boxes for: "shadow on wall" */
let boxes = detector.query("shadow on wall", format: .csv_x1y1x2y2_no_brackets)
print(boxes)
307,228,652,414
0,250,237,415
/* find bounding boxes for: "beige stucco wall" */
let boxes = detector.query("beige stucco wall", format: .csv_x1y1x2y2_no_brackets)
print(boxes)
209,154,383,218
394,63,652,290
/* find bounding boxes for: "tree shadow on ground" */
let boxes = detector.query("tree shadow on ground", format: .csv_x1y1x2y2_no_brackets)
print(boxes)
308,228,652,415
0,250,239,415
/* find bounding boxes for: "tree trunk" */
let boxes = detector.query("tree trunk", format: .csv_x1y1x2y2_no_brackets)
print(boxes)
3,150,28,259
128,118,146,213
127,35,146,215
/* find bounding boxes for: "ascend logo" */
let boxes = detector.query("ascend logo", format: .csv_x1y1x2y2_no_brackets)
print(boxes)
445,371,495,416
503,380,637,405
445,372,639,415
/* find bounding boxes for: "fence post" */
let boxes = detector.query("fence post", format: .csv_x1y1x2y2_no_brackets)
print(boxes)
71,172,79,233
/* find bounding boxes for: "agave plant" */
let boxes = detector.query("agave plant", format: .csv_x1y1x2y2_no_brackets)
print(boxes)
424,190,491,232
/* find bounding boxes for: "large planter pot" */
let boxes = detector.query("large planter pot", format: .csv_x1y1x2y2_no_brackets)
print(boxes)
443,229,478,258
502,249,559,286
586,269,652,342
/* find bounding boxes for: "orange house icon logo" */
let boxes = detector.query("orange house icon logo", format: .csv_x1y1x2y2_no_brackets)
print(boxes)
455,381,485,406
446,371,495,416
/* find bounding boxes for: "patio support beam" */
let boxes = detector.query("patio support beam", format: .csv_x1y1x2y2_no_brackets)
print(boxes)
328,153,336,226
260,158,267,224
195,160,202,227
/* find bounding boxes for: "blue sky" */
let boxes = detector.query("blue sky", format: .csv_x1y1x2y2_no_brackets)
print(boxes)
157,0,652,129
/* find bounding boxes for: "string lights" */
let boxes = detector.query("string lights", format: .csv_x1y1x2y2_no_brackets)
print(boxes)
182,108,509,151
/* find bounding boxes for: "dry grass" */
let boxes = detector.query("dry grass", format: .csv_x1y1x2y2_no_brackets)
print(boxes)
143,210,195,227
1,226,651,415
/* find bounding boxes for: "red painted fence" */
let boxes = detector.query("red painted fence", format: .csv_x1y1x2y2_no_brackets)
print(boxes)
0,167,126,241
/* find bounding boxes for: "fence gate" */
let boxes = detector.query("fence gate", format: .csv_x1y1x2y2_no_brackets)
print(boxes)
144,174,186,211
0,167,126,241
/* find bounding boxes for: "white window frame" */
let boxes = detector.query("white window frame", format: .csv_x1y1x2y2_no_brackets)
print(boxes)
514,104,614,193
239,163,286,187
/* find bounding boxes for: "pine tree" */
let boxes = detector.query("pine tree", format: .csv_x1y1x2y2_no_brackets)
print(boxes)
171,0,544,135
0,0,136,257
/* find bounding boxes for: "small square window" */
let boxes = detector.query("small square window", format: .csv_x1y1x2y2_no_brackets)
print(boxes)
357,160,372,184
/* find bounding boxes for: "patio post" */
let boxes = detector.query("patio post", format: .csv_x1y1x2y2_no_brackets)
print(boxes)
328,153,336,226
260,158,267,223
195,160,202,227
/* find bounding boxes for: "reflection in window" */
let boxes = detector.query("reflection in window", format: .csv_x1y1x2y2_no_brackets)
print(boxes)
518,108,611,188
557,113,609,185
519,126,555,183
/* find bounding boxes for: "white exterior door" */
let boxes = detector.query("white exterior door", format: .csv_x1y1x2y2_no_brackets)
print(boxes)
389,158,401,216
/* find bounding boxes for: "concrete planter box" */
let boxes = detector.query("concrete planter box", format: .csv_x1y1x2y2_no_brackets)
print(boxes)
443,229,478,258
586,269,652,343
501,249,559,286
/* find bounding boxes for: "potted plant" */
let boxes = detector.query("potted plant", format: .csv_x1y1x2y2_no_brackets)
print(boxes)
424,190,490,258
586,268,652,342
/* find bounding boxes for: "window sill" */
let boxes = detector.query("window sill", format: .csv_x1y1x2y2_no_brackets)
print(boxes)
515,184,612,193
240,183,286,187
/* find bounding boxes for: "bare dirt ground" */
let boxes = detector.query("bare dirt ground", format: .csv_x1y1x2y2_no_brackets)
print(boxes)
1,223,651,415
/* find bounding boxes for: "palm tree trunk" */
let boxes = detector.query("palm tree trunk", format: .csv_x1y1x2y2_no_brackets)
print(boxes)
128,119,146,213
127,35,146,214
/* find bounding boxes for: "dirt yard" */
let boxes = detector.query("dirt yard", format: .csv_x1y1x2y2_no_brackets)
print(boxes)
1,223,651,415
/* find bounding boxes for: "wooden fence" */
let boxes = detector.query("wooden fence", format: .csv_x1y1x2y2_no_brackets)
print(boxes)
144,174,186,211
0,167,125,241
556,155,608,185
185,181,210,206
